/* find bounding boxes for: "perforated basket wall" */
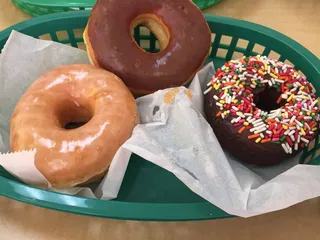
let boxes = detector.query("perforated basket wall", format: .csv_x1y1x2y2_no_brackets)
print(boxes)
12,0,222,17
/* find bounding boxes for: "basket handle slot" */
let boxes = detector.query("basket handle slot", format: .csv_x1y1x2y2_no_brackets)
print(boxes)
225,37,238,61
243,41,254,57
210,33,222,58
67,29,78,48
49,32,59,42
278,55,286,62
149,32,157,53
134,27,141,46
262,48,271,57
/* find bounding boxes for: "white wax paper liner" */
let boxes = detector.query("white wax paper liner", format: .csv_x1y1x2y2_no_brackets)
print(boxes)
0,149,46,186
111,63,320,218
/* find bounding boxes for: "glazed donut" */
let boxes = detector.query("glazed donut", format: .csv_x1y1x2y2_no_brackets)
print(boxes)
10,64,139,188
84,0,211,95
204,55,319,165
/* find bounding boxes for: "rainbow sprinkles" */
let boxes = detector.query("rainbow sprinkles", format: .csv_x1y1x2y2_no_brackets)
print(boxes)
204,55,320,154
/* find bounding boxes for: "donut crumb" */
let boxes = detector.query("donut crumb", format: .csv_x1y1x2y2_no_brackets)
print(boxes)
164,88,179,104
185,89,193,99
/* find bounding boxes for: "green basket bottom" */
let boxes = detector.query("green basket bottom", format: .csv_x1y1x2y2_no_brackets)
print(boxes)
11,0,222,17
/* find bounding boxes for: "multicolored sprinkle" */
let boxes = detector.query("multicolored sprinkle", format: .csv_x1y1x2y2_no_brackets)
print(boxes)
204,55,320,154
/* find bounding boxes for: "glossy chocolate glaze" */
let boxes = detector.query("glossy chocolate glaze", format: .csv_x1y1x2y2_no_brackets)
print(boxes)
86,0,211,94
204,85,302,166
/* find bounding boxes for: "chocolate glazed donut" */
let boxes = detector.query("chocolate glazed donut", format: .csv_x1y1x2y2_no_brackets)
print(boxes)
205,89,290,165
84,0,211,95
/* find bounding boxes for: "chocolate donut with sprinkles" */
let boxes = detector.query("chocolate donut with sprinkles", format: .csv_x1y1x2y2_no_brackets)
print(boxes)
204,55,320,165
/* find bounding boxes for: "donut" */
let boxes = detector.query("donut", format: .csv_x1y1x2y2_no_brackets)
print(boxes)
204,55,320,165
10,64,139,188
83,0,211,95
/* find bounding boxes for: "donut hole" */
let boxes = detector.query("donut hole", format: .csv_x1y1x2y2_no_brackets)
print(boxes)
58,102,93,130
253,88,283,112
130,14,170,54
64,122,88,130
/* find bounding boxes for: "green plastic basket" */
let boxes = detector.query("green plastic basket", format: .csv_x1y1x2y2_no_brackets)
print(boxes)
12,0,222,16
0,11,319,221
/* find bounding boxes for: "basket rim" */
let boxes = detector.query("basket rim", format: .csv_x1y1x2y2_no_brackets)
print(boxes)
11,0,222,10
12,0,95,7
0,10,319,221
